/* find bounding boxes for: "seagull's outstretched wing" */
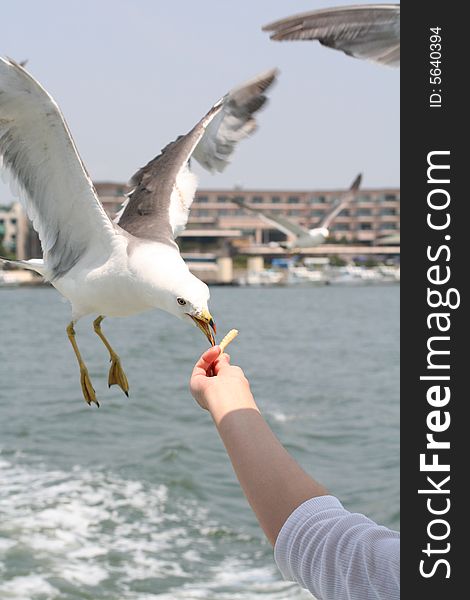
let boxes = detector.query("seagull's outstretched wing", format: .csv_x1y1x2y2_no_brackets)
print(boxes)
116,69,278,244
320,173,362,229
263,4,400,67
232,173,362,238
231,198,310,239
0,58,116,279
192,69,278,172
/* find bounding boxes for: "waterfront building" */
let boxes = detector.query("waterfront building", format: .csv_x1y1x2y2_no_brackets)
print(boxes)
1,182,400,260
95,182,400,251
0,202,28,259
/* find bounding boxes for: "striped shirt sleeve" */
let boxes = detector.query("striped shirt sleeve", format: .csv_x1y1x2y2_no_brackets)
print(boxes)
274,495,400,600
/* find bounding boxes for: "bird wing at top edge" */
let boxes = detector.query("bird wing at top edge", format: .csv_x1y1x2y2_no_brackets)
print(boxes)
263,5,400,67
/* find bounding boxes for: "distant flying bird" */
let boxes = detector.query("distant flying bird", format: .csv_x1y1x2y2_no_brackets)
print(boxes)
233,174,362,249
263,4,400,67
0,57,278,406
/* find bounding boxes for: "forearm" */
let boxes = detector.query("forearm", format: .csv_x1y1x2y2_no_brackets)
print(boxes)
206,387,327,545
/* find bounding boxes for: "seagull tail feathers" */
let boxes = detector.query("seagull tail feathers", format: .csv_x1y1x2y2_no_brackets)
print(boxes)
0,256,46,275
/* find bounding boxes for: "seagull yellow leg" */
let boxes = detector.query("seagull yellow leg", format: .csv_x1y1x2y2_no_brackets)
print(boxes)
66,322,99,407
93,316,129,397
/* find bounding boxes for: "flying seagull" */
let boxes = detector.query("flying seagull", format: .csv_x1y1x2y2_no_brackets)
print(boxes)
0,57,278,406
263,4,400,67
233,173,362,249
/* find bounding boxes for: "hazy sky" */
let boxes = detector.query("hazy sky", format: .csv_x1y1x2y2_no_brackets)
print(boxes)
2,0,399,200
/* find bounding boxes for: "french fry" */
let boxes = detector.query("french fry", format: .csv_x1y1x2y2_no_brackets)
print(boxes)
219,329,239,353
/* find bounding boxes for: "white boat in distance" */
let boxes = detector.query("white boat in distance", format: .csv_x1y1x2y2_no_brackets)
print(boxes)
328,265,399,284
237,263,399,286
237,269,284,286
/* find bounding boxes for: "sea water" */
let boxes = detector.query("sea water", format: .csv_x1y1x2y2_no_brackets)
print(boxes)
0,285,399,599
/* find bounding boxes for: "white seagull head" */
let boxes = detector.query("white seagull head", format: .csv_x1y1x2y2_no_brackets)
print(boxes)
168,273,216,345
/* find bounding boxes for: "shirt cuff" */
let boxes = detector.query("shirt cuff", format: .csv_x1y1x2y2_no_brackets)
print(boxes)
274,495,344,581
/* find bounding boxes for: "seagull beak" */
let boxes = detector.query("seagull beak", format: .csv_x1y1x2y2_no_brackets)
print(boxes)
189,310,217,346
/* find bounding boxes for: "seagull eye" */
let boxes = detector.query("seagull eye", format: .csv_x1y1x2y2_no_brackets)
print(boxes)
177,297,187,306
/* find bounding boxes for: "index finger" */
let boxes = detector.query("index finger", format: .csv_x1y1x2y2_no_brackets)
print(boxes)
191,346,221,379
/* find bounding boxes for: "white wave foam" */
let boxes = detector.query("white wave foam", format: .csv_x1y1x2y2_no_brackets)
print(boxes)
0,457,180,597
0,575,60,599
0,456,309,599
0,537,16,553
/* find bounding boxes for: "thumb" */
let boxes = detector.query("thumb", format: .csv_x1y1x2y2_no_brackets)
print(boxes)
192,346,222,379
213,353,231,375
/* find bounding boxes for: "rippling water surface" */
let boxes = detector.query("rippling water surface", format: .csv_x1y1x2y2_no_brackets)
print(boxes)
0,285,399,599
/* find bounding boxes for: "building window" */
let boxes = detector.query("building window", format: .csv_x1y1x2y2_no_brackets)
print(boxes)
356,208,372,216
384,194,397,201
197,195,208,203
311,196,326,204
357,195,371,202
380,222,397,230
288,209,300,216
271,196,281,204
310,209,325,217
380,208,397,216
359,223,373,230
217,196,229,203
331,223,349,231
11,218,17,225
288,196,299,204
252,196,263,204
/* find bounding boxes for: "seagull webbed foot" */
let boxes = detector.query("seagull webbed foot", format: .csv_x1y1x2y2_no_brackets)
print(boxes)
93,316,130,398
67,321,99,407
80,367,99,407
108,353,129,397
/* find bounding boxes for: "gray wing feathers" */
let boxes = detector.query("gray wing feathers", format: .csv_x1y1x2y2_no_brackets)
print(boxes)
117,69,278,244
233,173,362,237
0,57,115,280
263,5,400,67
192,68,278,172
320,173,362,228
259,213,310,238
117,103,223,244
231,198,309,237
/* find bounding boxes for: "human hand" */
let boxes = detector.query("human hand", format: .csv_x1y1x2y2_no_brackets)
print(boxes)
190,346,252,412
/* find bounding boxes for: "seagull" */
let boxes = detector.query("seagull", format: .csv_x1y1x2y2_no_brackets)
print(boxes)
232,173,362,249
0,57,278,406
263,4,400,67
